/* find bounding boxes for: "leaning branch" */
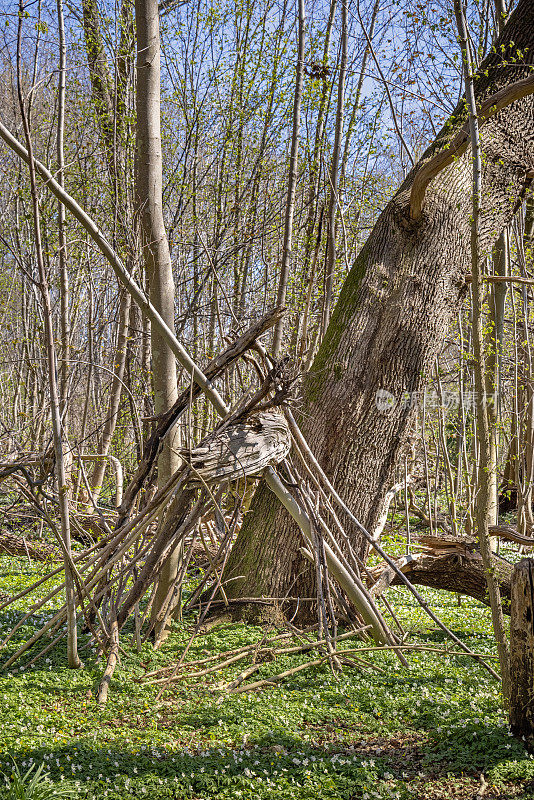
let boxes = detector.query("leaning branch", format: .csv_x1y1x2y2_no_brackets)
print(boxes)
285,410,501,680
116,306,284,524
409,72,534,221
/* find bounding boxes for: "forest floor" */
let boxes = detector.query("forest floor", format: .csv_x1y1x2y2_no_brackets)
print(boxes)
0,547,533,800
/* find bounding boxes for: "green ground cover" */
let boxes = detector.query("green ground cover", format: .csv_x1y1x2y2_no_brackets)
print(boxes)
0,551,532,800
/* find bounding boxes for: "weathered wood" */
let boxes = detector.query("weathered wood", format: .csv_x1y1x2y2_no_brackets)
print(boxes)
510,558,534,750
409,73,534,220
115,306,285,524
184,412,291,485
0,532,59,562
367,534,513,612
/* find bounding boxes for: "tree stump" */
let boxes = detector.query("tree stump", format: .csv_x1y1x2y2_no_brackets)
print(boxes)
510,558,534,750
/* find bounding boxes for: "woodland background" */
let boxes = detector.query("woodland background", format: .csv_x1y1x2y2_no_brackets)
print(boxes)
0,0,534,797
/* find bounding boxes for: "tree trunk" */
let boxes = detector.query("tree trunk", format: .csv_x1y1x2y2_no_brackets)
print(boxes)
135,0,180,641
487,228,508,528
323,0,347,332
88,289,132,503
81,0,135,505
223,0,534,617
454,0,510,701
16,3,81,668
271,0,305,356
510,558,534,750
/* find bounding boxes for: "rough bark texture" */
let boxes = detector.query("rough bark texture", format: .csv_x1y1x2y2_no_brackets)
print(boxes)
510,558,534,750
223,1,534,617
0,532,59,562
370,536,513,613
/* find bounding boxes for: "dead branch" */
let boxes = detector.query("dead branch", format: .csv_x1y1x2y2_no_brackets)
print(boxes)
224,643,500,695
145,626,370,686
367,533,513,612
116,306,285,524
184,412,291,485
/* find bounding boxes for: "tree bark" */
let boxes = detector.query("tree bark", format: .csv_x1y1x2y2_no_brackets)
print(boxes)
371,543,513,614
135,0,180,641
223,0,534,617
510,558,534,750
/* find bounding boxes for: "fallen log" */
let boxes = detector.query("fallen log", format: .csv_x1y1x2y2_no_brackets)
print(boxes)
0,532,59,562
367,533,513,612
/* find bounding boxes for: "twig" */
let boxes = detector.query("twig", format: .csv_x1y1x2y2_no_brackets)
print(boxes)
144,626,370,685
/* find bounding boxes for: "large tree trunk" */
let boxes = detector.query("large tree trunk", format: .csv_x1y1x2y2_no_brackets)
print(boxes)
509,559,534,749
223,1,534,617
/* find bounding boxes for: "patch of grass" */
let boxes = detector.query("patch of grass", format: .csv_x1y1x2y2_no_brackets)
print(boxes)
1,759,78,799
0,554,532,799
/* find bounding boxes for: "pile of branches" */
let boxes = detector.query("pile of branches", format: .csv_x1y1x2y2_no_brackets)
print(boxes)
0,307,511,701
